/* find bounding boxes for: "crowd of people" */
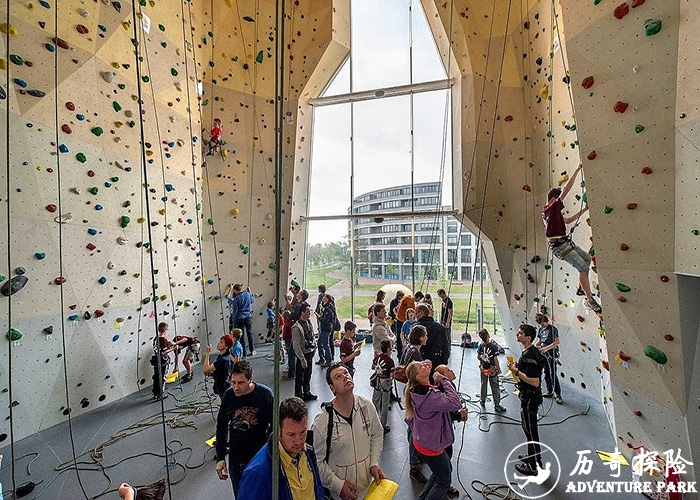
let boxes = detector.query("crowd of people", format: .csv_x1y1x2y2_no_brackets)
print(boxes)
141,280,563,499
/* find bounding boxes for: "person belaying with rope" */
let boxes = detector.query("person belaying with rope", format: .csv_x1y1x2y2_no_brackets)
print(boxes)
542,163,602,315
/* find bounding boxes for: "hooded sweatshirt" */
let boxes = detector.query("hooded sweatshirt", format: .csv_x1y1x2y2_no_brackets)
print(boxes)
406,378,462,453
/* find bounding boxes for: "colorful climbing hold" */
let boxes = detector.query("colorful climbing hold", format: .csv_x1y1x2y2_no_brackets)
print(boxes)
613,101,629,113
604,205,613,214
13,78,27,88
664,334,674,341
692,229,699,236
66,102,75,111
634,124,645,133
521,184,531,192
0,23,18,36
120,216,130,228
76,153,87,163
9,54,24,66
631,0,644,6
613,3,630,20
587,151,597,161
0,276,28,296
35,252,45,259
615,282,631,293
91,127,104,136
644,18,662,36
45,204,57,213
643,345,667,364
620,243,629,251
170,68,178,76
89,187,98,195
660,275,669,282
626,203,637,210
6,329,22,341
98,276,107,284
641,166,653,174
113,101,122,112
51,37,69,50
76,24,89,34
61,124,72,134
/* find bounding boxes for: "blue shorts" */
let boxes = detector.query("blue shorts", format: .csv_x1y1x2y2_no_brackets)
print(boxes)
552,240,591,273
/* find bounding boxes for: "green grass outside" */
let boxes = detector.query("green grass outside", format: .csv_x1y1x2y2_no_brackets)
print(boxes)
304,265,342,291
333,295,501,334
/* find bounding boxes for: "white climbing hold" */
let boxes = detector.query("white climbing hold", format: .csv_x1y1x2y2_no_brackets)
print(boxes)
174,82,182,91
185,238,195,246
101,71,116,83
184,299,193,306
103,300,111,308
79,8,89,17
55,213,72,223
253,261,259,267
124,286,132,293
176,139,185,147
70,187,81,195
124,110,133,118
168,116,175,123
117,236,129,245
258,238,265,245
107,261,115,269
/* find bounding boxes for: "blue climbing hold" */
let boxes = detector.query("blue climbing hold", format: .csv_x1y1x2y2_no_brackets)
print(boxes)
95,204,103,210
112,334,120,342
165,184,174,191
168,142,175,148
104,182,112,188
87,228,97,235
58,144,69,153
98,276,107,284
195,276,201,282
186,219,193,224
193,136,198,143
206,279,214,284
76,114,85,120
98,24,107,32
35,252,46,260
68,314,79,321
0,87,6,100
165,153,171,158
39,0,50,8
45,43,56,52
13,78,27,88
161,196,167,202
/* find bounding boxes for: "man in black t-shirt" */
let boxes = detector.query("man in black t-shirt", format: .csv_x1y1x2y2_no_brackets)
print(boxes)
477,329,505,412
507,324,544,477
437,289,453,342
215,359,274,497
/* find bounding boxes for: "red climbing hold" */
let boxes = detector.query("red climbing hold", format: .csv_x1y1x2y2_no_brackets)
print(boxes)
25,61,33,67
514,294,521,301
587,151,597,161
634,410,643,417
51,37,70,50
76,24,89,34
66,102,75,111
614,101,629,113
619,351,631,362
580,341,587,347
522,184,531,192
504,115,513,122
87,170,95,177
602,360,610,371
664,334,674,341
54,276,66,285
581,76,595,89
613,3,630,20
626,203,638,210
617,296,627,302
620,243,629,251
94,310,104,318
45,204,57,213
69,304,77,310
61,124,72,134
660,275,669,282
631,0,644,7
641,166,653,175
86,243,96,251
577,315,585,323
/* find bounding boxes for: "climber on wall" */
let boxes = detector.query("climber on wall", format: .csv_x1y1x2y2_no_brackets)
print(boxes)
542,163,602,315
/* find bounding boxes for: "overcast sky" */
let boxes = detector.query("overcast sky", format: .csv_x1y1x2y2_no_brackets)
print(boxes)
306,0,453,245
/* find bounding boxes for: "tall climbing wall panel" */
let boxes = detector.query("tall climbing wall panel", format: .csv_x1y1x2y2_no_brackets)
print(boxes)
194,0,341,336
0,0,207,442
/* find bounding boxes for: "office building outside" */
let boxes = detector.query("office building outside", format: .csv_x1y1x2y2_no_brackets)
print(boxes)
350,182,487,283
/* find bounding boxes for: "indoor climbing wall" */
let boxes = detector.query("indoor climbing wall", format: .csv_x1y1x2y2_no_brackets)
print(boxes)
424,0,614,422
0,0,207,442
425,0,698,475
194,0,341,336
559,0,694,471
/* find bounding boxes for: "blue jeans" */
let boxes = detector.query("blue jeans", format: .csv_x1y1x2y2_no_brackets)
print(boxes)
284,339,296,377
229,461,247,498
235,317,255,355
318,330,333,363
417,450,452,500
407,428,421,467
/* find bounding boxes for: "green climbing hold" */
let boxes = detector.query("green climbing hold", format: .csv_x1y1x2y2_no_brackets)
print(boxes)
120,215,130,228
534,13,539,20
231,56,238,62
0,274,5,282
158,24,165,32
9,54,24,65
582,192,588,204
634,124,645,134
196,203,202,210
692,229,699,236
569,124,577,131
171,68,178,76
604,205,613,214
91,127,104,136
113,101,122,112
544,264,551,270
76,153,87,163
207,218,214,225
242,247,249,255
615,282,631,293
679,113,687,119
161,42,167,48
593,0,601,4
643,345,667,364
6,329,22,341
533,297,540,303
117,83,126,90
139,0,146,4
255,50,263,63
119,269,127,275
89,186,99,195
268,262,277,270
644,18,662,36
202,99,209,106
142,75,150,83
111,176,119,182
239,243,246,250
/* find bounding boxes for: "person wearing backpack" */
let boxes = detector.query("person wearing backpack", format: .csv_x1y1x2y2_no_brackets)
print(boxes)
318,293,338,367
311,362,386,500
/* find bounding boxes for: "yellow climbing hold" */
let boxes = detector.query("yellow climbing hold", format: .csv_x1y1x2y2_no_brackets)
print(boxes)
0,24,18,36
122,21,131,30
223,0,231,6
539,83,549,100
27,2,34,10
145,150,154,156
0,59,6,70
149,0,155,6
221,149,228,158
112,62,120,69
158,208,166,215
558,174,569,186
115,121,123,128
131,94,139,101
137,217,146,223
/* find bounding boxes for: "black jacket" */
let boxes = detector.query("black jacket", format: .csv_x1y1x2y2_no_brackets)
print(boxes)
418,316,450,366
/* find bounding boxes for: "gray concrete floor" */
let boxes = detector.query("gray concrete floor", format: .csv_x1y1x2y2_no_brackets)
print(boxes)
0,343,643,499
